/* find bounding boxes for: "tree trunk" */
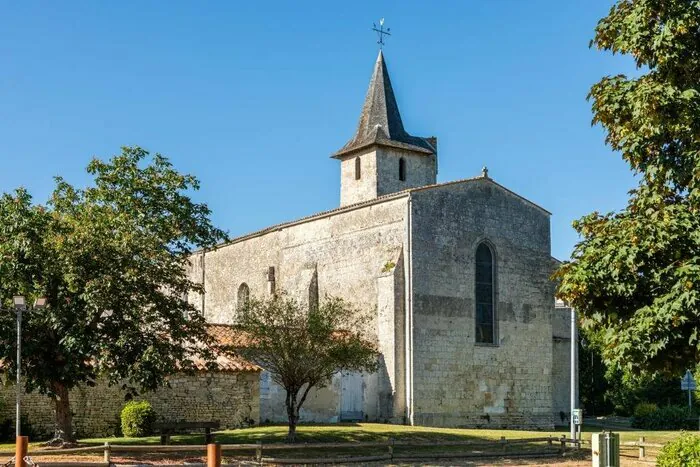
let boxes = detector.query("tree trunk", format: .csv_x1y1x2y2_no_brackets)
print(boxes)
51,382,74,442
285,389,299,443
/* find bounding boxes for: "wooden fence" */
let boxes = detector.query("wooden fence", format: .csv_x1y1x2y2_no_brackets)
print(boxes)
621,436,665,461
0,435,584,466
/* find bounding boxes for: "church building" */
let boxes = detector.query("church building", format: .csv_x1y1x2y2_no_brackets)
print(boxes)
188,50,569,428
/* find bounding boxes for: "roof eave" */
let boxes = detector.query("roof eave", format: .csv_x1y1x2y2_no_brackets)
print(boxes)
331,139,434,159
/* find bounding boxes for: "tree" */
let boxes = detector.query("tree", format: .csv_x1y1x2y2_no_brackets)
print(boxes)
555,1,700,377
233,293,379,442
0,146,227,441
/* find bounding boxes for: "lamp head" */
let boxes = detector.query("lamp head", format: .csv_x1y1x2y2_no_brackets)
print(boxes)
12,296,26,310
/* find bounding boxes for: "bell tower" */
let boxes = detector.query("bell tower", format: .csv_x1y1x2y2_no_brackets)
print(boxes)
332,51,437,207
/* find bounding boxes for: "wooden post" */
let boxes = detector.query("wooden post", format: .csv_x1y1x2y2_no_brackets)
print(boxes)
560,434,566,453
256,441,263,465
103,442,111,465
548,436,553,446
388,438,394,461
207,443,221,467
15,436,28,467
639,436,645,460
501,436,507,453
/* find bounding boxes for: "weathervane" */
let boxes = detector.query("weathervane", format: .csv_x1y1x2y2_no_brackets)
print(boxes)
372,18,391,49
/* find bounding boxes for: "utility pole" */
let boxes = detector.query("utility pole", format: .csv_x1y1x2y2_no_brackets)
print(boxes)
570,306,577,441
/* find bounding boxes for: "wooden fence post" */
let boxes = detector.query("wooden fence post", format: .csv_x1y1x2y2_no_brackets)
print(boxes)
501,436,507,453
15,436,28,467
103,442,111,465
559,435,566,453
256,441,263,465
207,443,221,467
388,438,394,461
548,436,553,447
639,436,645,460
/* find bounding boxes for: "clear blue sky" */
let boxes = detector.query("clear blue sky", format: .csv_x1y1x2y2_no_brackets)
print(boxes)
1,1,637,260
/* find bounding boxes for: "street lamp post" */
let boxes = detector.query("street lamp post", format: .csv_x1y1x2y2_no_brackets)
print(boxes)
10,296,46,437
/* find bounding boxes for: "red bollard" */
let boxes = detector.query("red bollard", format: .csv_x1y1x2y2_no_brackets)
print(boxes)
15,436,28,467
207,443,221,467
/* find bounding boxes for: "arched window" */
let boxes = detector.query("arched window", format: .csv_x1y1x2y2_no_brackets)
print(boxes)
475,243,495,344
399,157,406,181
237,283,250,310
355,157,361,180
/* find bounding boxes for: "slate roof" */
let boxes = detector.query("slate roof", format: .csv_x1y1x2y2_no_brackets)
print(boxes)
333,50,436,158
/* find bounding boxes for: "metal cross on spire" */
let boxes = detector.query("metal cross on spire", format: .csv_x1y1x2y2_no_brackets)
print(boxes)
372,18,391,49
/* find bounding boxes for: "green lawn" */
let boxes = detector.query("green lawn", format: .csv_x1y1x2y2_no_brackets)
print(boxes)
0,423,683,462
78,422,683,446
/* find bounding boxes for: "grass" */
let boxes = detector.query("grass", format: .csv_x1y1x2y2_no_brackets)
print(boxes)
77,423,686,446
0,423,684,462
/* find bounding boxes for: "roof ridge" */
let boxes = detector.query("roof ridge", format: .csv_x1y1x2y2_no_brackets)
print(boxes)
197,176,549,254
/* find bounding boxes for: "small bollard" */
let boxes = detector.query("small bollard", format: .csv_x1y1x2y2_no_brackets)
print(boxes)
15,436,28,467
639,436,645,460
207,443,221,467
103,442,111,464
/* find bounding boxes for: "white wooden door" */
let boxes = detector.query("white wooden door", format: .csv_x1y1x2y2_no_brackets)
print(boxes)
340,372,364,421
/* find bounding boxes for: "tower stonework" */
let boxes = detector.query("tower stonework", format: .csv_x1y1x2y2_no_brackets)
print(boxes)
333,51,437,206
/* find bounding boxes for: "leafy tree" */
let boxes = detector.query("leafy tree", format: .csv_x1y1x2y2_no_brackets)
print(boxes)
555,1,700,377
233,293,379,442
0,146,227,441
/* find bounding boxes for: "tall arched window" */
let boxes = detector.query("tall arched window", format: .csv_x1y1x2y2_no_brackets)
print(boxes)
237,283,250,310
399,157,406,181
354,157,361,180
475,243,495,344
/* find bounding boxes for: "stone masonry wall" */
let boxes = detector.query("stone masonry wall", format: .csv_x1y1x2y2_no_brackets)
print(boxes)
410,178,556,428
339,150,379,206
190,196,409,423
0,372,259,439
376,147,436,198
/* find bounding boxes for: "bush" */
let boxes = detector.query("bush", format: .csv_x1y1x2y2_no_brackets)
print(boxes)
633,402,658,418
657,433,700,467
120,401,156,437
631,405,691,430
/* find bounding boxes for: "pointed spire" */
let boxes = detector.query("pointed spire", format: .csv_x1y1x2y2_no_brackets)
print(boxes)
333,51,435,158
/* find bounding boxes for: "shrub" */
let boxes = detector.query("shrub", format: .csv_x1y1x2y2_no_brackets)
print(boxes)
657,433,700,467
120,401,156,437
631,405,690,430
633,402,658,418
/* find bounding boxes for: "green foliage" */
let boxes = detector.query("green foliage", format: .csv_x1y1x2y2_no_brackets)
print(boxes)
0,146,228,440
555,0,700,377
631,405,691,430
633,402,658,419
120,400,156,437
658,433,700,467
233,292,379,441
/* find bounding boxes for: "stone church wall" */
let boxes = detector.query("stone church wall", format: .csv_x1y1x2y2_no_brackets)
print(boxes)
0,372,259,438
191,196,410,424
409,178,556,428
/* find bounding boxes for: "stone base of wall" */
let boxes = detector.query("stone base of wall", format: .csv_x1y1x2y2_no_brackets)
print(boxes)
414,412,555,430
0,372,260,439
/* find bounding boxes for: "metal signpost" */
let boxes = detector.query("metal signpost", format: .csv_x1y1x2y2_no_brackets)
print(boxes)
572,408,583,441
681,369,696,412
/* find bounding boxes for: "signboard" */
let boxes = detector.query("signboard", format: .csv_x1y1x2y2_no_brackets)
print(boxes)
572,409,583,426
681,370,697,391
